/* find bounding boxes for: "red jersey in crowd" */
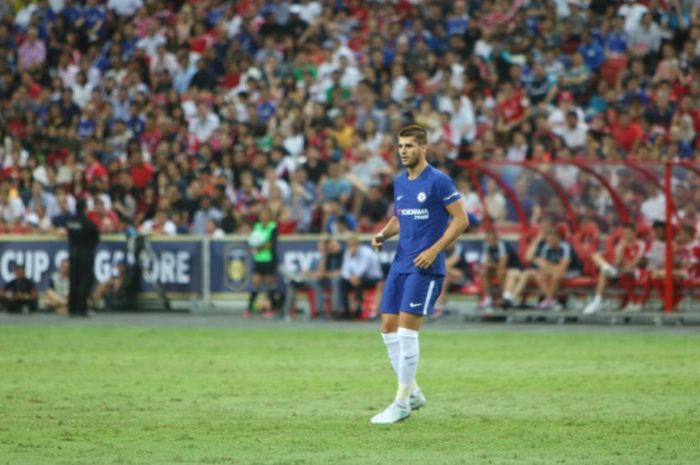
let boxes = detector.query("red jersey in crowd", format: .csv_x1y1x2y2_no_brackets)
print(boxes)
85,160,108,184
611,121,645,152
497,88,528,125
130,162,155,190
620,239,648,268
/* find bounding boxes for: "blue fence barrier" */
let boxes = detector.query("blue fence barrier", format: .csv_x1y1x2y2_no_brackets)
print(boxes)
0,235,492,300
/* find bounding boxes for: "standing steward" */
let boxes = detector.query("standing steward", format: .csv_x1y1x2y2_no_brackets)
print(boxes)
66,199,100,317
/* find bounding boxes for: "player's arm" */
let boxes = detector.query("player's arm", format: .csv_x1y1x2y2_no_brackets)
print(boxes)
414,200,469,269
371,216,400,251
525,234,543,262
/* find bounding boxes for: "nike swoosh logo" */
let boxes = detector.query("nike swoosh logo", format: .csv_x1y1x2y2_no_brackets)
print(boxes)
443,191,461,201
397,196,404,201
405,355,417,360
409,302,421,308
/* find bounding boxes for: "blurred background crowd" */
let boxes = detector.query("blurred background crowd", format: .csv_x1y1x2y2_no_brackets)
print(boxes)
2,0,700,237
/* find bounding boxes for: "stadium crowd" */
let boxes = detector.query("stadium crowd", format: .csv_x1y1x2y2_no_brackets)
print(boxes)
1,0,700,240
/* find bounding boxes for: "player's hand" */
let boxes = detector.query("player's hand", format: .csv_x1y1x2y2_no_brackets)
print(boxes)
414,248,438,269
371,233,384,252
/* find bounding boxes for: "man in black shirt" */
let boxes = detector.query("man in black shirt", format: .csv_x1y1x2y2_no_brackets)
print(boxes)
1,264,38,313
66,199,100,316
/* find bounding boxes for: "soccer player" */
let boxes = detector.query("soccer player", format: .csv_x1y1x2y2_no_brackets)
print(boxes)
582,223,647,314
477,229,523,310
369,125,469,424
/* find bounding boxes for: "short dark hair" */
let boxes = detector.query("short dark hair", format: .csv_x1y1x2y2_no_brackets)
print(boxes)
398,124,428,145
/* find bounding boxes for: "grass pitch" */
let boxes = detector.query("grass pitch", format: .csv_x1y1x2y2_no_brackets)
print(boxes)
1,323,699,465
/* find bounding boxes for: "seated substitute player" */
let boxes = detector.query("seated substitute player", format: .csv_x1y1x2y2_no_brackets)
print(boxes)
583,223,646,314
477,229,522,310
339,234,383,319
92,260,129,311
535,230,581,310
508,228,580,309
1,264,38,313
44,259,70,315
280,237,343,320
280,236,344,319
369,125,469,424
533,229,582,309
501,218,555,308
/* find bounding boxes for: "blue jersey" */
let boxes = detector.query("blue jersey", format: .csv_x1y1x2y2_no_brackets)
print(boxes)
391,165,460,276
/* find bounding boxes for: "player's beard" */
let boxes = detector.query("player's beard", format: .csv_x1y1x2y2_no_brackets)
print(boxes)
400,152,420,168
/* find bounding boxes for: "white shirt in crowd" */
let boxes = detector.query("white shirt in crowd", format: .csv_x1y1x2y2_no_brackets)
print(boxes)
0,197,26,223
140,218,177,236
640,193,666,224
108,0,144,17
188,112,220,142
341,245,383,281
559,120,589,150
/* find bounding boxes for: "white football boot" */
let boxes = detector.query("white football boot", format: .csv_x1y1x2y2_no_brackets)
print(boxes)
370,402,411,424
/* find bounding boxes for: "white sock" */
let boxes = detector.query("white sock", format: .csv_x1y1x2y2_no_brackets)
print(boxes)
592,294,602,304
396,327,420,405
503,291,513,300
381,332,400,374
382,332,421,397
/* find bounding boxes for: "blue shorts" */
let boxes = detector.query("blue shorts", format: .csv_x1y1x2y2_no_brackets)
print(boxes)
379,272,444,316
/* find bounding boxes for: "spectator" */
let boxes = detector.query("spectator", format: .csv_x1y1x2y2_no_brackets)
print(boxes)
140,209,177,236
87,197,121,233
484,179,507,225
323,199,357,235
188,102,220,143
559,51,592,98
18,27,46,72
0,0,697,242
559,110,589,151
358,185,390,230
205,218,225,238
192,195,223,236
51,189,74,231
0,188,26,225
611,110,646,153
320,161,352,204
